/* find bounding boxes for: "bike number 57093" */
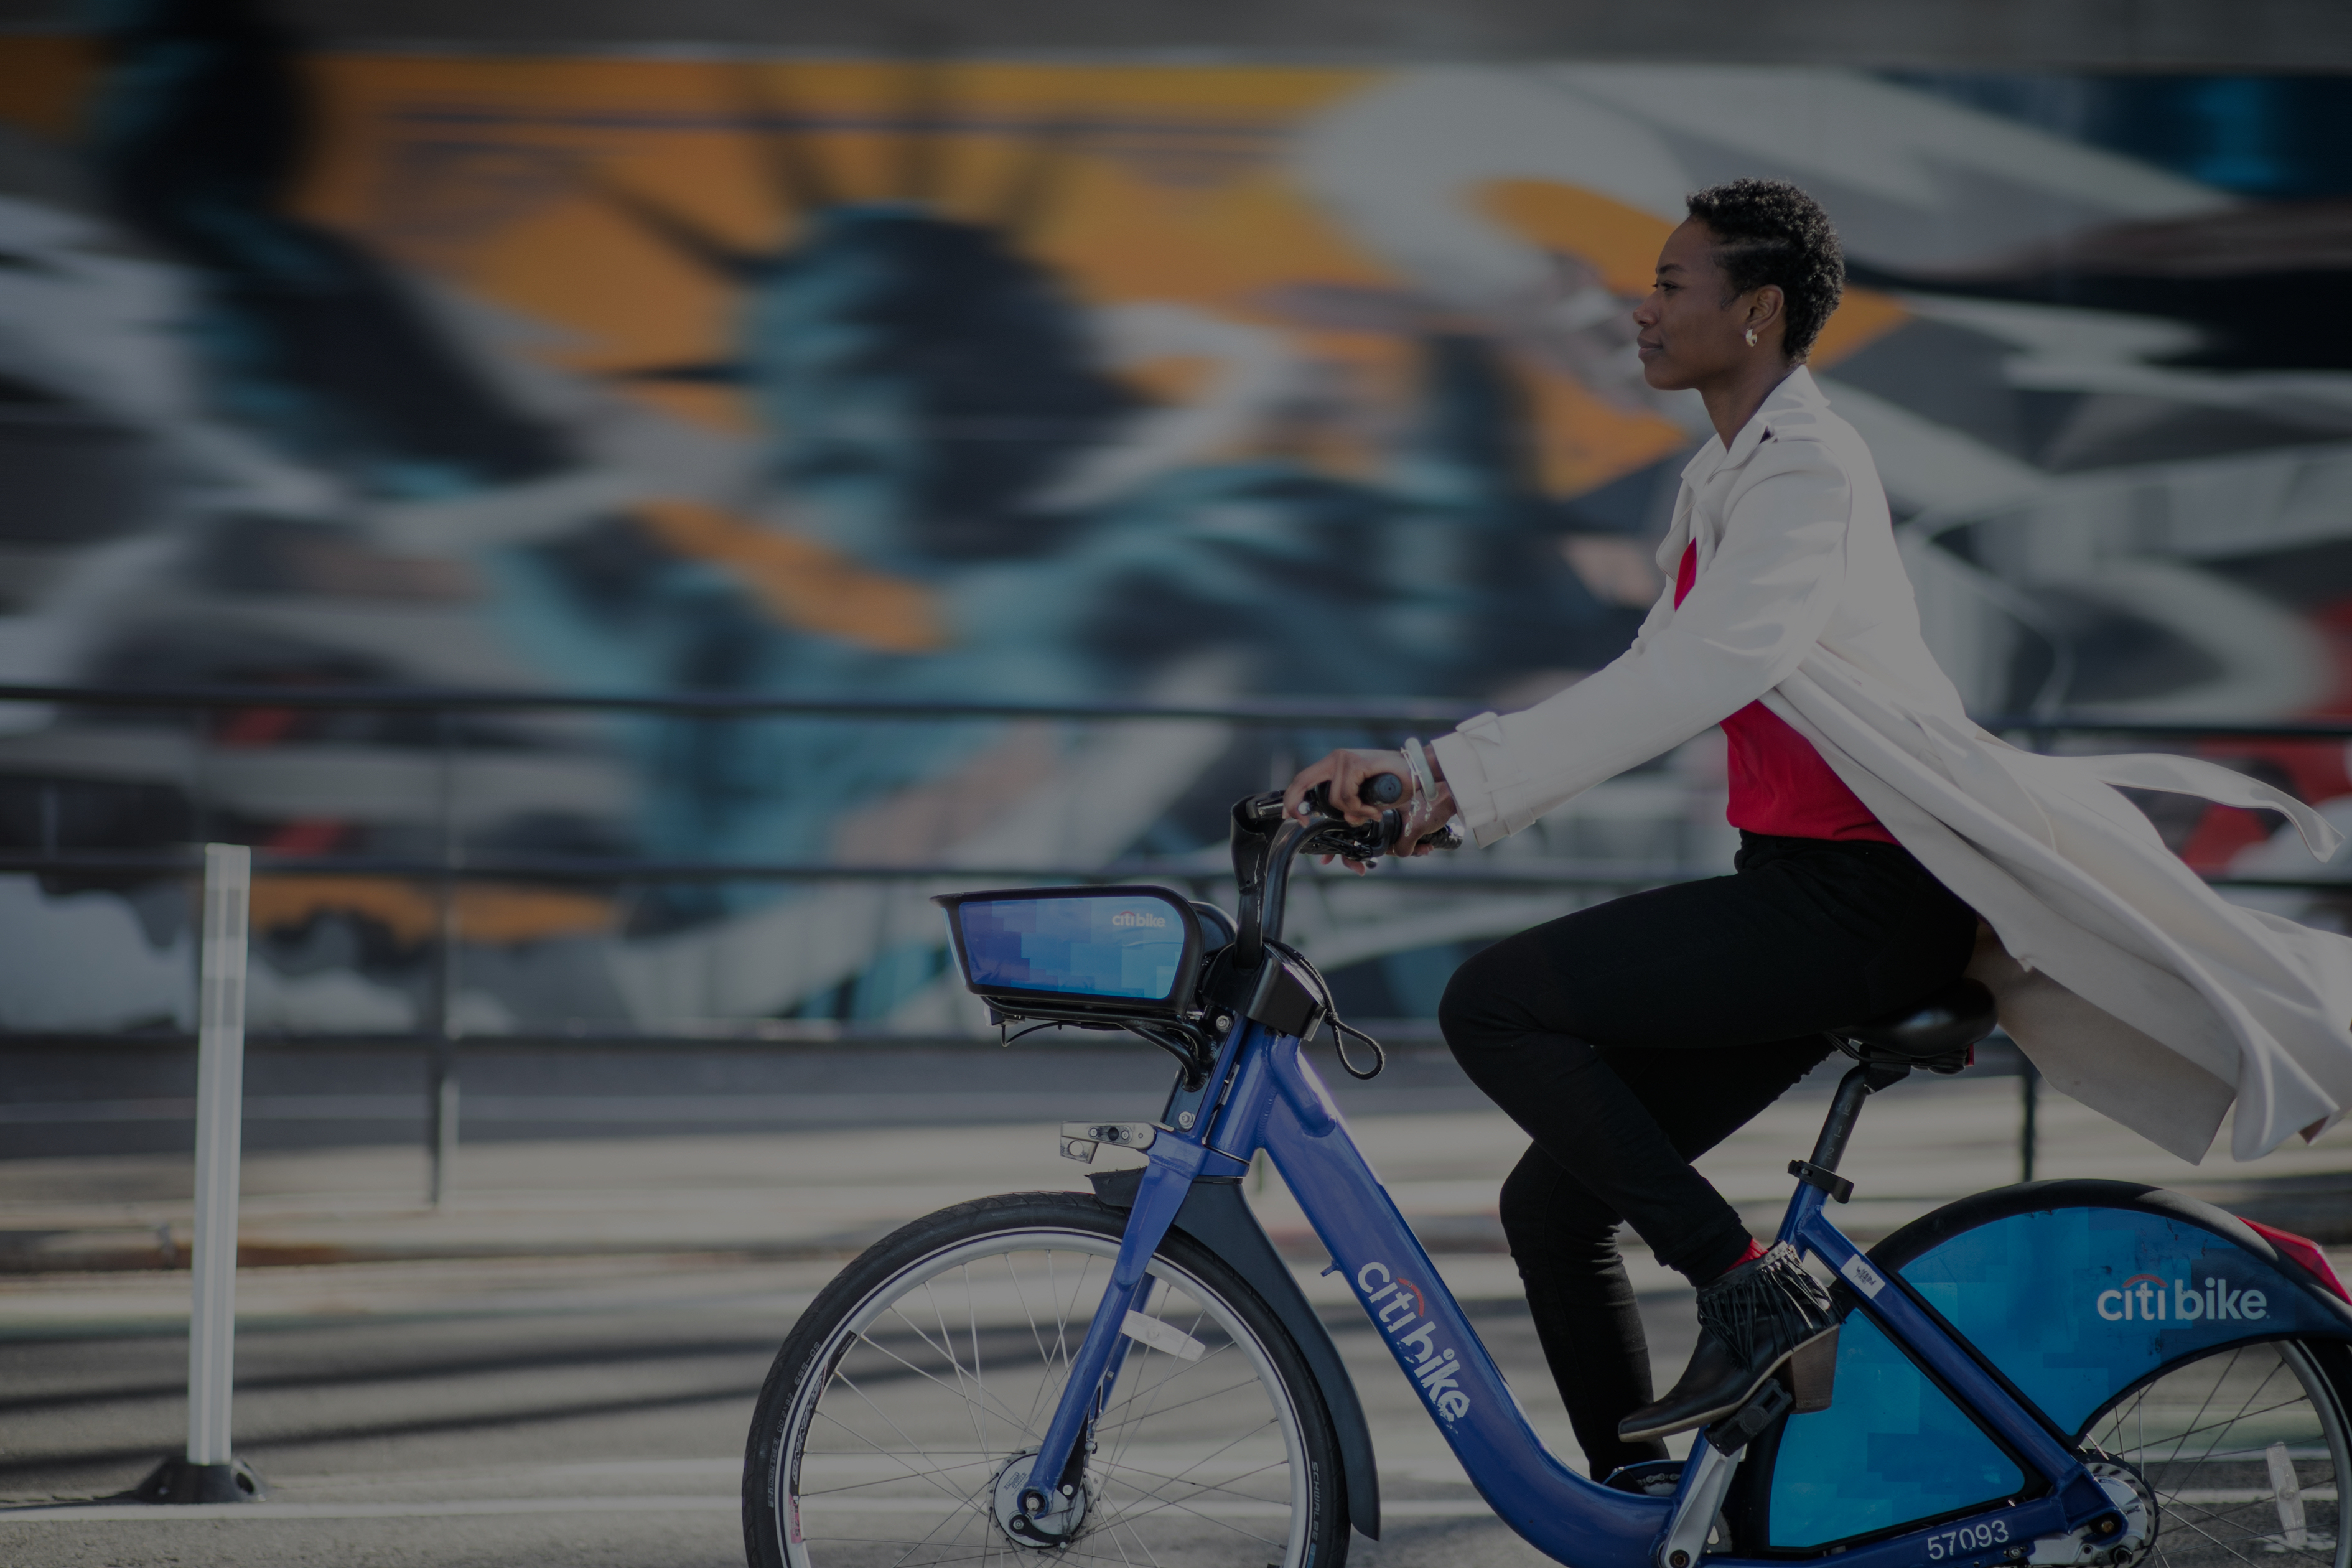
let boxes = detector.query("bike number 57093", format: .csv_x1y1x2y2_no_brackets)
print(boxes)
1925,1521,2009,1559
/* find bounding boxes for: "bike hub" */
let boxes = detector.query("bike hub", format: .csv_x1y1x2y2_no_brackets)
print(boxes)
990,1449,1090,1550
2027,1461,2155,1566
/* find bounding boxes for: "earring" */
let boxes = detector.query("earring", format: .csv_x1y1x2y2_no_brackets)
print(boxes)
1745,327,1758,347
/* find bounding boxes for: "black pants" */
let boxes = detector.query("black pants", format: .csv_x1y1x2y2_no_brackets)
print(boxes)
1437,831,1977,1478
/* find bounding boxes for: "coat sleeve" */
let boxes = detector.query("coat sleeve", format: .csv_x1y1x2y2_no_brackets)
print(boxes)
1432,437,1853,845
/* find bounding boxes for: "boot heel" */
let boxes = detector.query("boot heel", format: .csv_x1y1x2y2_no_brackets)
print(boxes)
1788,1327,1839,1413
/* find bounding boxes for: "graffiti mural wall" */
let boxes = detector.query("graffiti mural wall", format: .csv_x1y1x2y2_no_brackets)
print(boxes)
4,1,2350,1035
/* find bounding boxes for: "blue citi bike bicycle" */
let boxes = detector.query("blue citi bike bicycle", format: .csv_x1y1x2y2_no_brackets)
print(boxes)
743,783,2352,1568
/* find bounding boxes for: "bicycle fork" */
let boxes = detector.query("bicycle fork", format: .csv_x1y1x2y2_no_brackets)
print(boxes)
1014,1132,1236,1536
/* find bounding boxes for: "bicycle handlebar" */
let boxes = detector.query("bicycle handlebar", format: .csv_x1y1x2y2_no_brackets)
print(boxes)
1228,775,1458,969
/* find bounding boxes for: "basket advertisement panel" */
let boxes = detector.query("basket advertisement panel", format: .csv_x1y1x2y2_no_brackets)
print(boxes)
950,891,1195,1006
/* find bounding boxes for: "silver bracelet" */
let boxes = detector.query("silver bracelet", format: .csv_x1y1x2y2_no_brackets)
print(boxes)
1401,737,1439,803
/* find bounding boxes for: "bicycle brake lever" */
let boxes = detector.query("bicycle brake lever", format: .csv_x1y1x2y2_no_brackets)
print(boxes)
1304,810,1402,867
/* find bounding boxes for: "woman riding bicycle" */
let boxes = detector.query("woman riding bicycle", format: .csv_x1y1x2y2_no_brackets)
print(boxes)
1286,178,2352,1484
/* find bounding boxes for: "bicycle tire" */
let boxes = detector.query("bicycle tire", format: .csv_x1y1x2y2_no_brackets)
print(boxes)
742,1190,1349,1568
2082,1336,2349,1568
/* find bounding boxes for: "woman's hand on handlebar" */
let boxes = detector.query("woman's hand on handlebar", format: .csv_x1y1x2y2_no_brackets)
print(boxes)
1281,747,1459,870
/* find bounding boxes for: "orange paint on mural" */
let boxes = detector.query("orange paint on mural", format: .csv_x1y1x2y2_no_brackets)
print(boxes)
6,40,1909,525
250,878,615,947
0,35,100,142
1480,180,1678,299
635,498,945,653
288,56,1470,487
282,54,1772,506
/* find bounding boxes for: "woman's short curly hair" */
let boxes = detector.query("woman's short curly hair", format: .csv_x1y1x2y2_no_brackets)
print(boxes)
1684,179,1844,361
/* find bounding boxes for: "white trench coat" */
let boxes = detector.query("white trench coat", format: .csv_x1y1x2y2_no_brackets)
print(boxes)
1430,367,2352,1164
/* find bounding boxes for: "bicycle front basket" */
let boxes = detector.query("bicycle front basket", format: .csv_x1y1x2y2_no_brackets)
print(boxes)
934,885,1202,1021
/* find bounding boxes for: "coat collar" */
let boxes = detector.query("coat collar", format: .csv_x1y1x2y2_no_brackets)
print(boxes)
1656,366,1827,573
1678,365,1825,486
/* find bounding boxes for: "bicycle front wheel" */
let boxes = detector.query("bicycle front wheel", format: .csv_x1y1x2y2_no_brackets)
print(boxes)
743,1190,1348,1568
2083,1337,2350,1568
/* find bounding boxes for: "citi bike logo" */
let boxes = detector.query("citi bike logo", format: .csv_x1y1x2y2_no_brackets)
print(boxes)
1358,1262,1472,1421
2096,1272,2269,1323
1110,910,1169,929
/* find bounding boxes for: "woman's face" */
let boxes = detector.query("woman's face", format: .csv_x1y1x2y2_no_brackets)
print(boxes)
1633,218,1772,391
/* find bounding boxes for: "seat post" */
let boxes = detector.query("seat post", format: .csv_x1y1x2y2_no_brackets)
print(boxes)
1808,1058,1910,1174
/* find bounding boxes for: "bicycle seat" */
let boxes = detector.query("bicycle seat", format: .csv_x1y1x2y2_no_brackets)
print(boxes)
1831,977,1997,1066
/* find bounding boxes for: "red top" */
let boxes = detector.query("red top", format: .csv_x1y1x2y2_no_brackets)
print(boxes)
1676,542,1895,844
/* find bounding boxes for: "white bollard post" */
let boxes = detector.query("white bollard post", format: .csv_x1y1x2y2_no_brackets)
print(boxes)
189,841,249,1467
138,844,265,1503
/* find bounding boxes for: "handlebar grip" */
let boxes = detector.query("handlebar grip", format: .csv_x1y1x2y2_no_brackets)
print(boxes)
1306,773,1407,818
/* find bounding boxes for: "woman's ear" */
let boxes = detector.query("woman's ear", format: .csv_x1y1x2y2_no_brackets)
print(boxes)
1747,284,1785,337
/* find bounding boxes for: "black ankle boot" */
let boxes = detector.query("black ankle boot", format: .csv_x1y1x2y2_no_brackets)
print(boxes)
1617,1242,1840,1443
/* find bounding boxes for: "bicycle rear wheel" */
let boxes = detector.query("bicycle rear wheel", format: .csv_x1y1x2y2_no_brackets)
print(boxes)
2083,1338,2349,1568
743,1190,1348,1568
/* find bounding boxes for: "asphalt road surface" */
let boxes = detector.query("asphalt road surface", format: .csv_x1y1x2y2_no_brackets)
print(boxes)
0,1251,1699,1567
7,1045,2346,1566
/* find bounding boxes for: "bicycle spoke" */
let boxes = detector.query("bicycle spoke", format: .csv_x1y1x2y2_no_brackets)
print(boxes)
870,1303,1040,1437
2109,1394,2316,1463
808,1399,990,1510
797,1458,1000,1501
2154,1499,2270,1566
1091,1370,1270,1437
815,1375,991,1510
918,1277,989,1462
2158,1347,2252,1470
2078,1338,2345,1568
883,1485,993,1568
1103,1445,1287,1505
964,1262,988,1460
1093,1481,1290,1547
1097,1454,1290,1525
2167,1361,2290,1466
847,1328,1040,1444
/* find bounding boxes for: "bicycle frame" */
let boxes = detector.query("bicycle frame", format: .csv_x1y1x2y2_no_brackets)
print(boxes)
1020,1012,2128,1568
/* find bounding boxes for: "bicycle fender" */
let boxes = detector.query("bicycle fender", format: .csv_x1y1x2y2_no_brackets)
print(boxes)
1088,1166,1381,1541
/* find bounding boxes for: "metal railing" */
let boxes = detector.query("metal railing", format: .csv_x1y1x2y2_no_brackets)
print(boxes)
5,681,2346,891
4,682,2348,1198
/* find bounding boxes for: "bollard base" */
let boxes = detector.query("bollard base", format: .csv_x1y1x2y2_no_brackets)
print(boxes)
131,1456,267,1504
